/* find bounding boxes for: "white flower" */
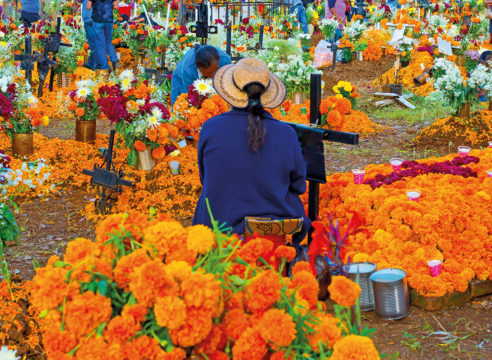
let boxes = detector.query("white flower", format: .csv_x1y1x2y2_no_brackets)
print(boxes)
119,69,134,82
193,79,214,96
151,107,163,120
120,78,132,91
146,114,160,129
76,87,91,99
0,346,20,360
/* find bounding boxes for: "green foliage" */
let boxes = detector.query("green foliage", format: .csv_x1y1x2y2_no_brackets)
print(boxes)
264,39,302,58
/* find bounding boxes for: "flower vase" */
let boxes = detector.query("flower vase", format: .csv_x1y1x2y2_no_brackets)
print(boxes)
356,51,364,61
457,102,471,118
456,55,466,67
292,92,306,105
489,100,492,111
12,133,34,157
134,148,156,171
400,60,410,68
57,72,73,88
75,119,97,144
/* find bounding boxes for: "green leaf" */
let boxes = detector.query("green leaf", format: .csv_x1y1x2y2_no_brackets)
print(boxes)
38,309,49,319
96,322,107,336
127,148,137,166
53,261,69,268
97,280,108,296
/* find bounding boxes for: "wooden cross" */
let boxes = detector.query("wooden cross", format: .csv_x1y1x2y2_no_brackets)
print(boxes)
82,130,133,215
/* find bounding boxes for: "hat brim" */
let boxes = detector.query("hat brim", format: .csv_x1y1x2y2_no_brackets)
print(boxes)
213,64,286,109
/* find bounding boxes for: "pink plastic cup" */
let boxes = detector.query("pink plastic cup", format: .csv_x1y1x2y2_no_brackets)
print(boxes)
428,260,442,277
458,146,471,157
489,141,492,148
352,169,365,184
390,158,403,171
406,189,421,202
487,170,492,178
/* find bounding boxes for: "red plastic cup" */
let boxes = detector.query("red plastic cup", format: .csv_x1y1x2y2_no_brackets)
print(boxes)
352,169,365,184
406,189,421,202
118,5,132,17
390,158,403,171
428,260,442,277
458,146,471,157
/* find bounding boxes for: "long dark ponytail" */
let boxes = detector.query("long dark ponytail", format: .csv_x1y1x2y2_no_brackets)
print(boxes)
245,83,266,153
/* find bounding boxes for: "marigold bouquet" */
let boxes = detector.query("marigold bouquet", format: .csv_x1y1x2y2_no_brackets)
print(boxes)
68,79,101,122
30,210,380,359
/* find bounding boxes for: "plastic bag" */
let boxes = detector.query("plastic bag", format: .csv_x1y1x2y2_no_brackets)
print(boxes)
313,40,333,69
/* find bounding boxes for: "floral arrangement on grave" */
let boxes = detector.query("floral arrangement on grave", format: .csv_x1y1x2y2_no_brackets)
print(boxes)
0,64,47,136
344,18,367,45
57,16,87,74
274,11,301,39
432,58,491,116
353,38,368,53
0,18,25,59
397,36,414,63
143,25,172,69
275,55,317,98
30,209,380,359
68,80,101,122
171,78,230,140
332,81,359,108
318,95,355,130
319,17,339,41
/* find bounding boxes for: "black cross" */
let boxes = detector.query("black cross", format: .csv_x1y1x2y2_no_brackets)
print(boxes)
189,3,218,44
283,74,359,242
328,40,343,71
82,130,133,215
14,35,57,96
47,17,72,92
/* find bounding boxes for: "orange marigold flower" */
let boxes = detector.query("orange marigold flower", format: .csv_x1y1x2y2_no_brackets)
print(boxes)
154,296,187,330
65,291,113,339
196,324,224,357
142,221,191,261
181,272,222,313
307,312,342,351
123,335,166,359
334,97,352,115
134,140,146,152
104,315,141,344
210,351,230,360
237,238,274,266
63,237,101,265
113,248,153,290
187,224,215,254
271,351,293,360
328,275,361,308
258,309,296,347
331,334,380,360
274,245,296,262
326,109,344,130
291,261,311,274
246,270,282,314
291,270,319,309
31,266,69,310
160,347,187,360
121,303,149,324
75,107,85,117
75,337,109,360
151,146,167,160
169,306,213,348
129,260,179,307
231,327,268,360
224,308,251,341
147,127,158,142
165,260,193,284
42,325,77,358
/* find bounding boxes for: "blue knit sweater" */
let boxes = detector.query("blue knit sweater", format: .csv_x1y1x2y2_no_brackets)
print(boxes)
192,108,310,244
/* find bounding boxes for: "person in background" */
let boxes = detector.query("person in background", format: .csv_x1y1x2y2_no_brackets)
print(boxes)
76,0,97,70
193,58,310,247
325,0,348,40
171,45,231,106
486,0,492,43
287,0,309,34
87,0,119,73
21,0,45,27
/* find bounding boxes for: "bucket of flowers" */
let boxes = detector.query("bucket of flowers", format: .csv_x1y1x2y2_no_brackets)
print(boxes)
68,79,101,144
397,36,414,68
0,64,48,157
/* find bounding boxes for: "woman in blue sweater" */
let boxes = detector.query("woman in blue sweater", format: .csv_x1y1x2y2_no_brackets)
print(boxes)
193,58,310,246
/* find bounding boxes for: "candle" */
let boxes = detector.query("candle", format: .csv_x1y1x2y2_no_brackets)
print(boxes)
457,146,471,157
406,189,421,202
352,169,365,184
390,158,403,171
165,2,170,32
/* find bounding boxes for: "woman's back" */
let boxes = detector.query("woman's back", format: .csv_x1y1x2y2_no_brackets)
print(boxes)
193,108,308,237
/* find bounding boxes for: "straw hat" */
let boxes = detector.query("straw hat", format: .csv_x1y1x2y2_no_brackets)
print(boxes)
213,58,286,109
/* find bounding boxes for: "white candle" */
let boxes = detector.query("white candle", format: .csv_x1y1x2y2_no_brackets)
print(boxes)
165,3,170,32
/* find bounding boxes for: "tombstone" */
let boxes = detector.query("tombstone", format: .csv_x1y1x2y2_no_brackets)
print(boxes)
82,130,133,215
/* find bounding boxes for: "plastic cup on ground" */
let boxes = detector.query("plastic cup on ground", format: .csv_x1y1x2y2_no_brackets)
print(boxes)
487,170,492,178
427,260,442,277
406,189,421,201
169,161,179,175
458,146,471,157
390,158,403,171
489,141,492,148
177,139,187,148
352,169,365,184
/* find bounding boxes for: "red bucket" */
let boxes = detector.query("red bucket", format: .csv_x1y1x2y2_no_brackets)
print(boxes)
118,5,132,17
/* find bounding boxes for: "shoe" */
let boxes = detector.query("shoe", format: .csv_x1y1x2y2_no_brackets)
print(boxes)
111,61,120,73
82,63,94,70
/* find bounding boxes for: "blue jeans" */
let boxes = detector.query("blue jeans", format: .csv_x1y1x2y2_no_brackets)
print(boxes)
84,21,97,69
20,11,39,28
93,21,118,70
290,4,309,34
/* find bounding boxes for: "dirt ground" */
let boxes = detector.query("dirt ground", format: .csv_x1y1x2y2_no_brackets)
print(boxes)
4,58,491,359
